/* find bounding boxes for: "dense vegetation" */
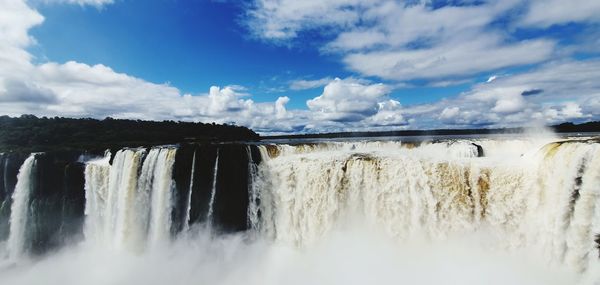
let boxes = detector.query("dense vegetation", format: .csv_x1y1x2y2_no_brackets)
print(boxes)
0,115,259,153
1,115,599,153
552,122,600,133
263,121,600,140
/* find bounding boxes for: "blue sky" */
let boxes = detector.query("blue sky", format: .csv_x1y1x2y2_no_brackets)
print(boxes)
30,1,343,99
1,0,600,133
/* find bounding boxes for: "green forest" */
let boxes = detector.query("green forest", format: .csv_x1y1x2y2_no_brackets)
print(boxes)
0,115,259,153
1,115,599,153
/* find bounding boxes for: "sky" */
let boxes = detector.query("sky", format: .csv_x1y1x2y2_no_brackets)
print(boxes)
0,0,599,134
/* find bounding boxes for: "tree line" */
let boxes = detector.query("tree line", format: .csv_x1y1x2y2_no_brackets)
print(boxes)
0,115,259,153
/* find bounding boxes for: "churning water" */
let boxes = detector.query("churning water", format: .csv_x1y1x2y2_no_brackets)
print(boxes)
1,134,599,284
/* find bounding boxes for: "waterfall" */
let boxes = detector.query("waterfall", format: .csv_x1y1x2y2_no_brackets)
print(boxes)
4,137,600,280
183,150,196,232
530,142,600,273
83,154,110,244
2,155,8,198
83,147,178,251
206,149,220,226
247,146,260,230
147,148,177,246
136,148,160,244
109,149,146,250
6,154,37,261
254,139,600,273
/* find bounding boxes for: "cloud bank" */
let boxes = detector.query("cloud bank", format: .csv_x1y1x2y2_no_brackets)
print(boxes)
1,0,600,134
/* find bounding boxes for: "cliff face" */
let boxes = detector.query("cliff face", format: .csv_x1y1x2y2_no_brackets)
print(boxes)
0,153,27,241
1,143,261,256
0,115,260,256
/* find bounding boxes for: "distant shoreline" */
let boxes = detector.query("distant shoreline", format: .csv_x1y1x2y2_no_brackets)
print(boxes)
261,122,600,140
1,115,599,152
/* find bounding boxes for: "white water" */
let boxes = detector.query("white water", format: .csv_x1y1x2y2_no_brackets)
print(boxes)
147,148,177,247
6,154,36,261
206,149,219,225
247,146,260,230
255,138,600,277
83,147,177,251
2,156,9,195
183,150,196,232
2,136,600,284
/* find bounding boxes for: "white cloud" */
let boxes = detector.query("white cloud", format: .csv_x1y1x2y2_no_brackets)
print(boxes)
559,102,584,119
402,59,600,129
343,37,554,80
325,30,386,51
0,79,57,103
492,97,526,114
2,0,600,135
520,0,600,27
0,0,409,135
0,0,304,134
246,0,560,81
246,0,367,40
306,78,391,122
0,0,42,76
367,99,405,126
40,0,115,8
289,77,333,90
274,96,289,119
439,107,460,122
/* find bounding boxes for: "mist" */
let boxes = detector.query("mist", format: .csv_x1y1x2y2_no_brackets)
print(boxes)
2,135,599,284
0,224,578,285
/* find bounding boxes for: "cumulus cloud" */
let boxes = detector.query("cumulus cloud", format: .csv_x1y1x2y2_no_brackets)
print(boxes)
439,107,460,123
306,78,391,122
367,99,405,126
0,79,57,104
0,0,43,75
274,96,289,119
0,0,307,134
1,0,406,135
2,0,600,135
401,59,600,129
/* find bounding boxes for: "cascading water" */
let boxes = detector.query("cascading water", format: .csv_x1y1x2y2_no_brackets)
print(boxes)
109,149,145,250
183,150,196,232
253,138,600,276
1,155,9,200
6,154,37,261
2,137,600,284
206,149,219,226
83,147,177,251
83,153,110,245
247,146,260,230
147,148,177,246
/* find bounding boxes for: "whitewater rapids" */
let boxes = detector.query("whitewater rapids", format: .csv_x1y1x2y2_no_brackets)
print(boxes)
0,135,599,284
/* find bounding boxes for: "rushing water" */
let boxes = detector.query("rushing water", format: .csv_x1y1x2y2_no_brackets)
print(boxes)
1,135,600,284
6,154,37,261
183,150,196,232
206,149,220,227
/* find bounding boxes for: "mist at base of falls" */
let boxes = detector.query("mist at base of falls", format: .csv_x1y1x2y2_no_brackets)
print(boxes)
1,133,600,284
0,225,580,285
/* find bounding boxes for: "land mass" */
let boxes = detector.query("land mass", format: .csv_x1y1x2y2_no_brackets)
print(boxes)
0,115,259,153
1,115,599,153
262,122,600,140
